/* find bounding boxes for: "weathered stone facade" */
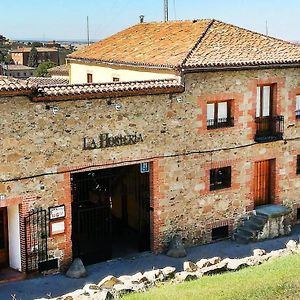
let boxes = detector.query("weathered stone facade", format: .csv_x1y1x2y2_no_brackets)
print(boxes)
1,67,300,272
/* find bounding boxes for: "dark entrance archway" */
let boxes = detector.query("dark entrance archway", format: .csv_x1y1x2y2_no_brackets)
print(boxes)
71,164,151,265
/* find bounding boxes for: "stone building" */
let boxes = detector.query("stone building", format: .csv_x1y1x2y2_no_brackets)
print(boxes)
1,19,300,278
0,64,35,79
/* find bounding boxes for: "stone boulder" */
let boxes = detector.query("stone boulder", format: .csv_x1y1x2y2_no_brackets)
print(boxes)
175,271,199,282
286,240,298,252
98,275,122,289
226,258,248,271
207,257,221,266
65,258,87,279
183,261,198,272
143,269,161,284
161,266,176,280
200,261,227,276
166,234,187,258
253,249,266,257
196,259,210,269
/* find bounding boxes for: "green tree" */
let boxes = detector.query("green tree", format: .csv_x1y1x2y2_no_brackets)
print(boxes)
28,47,38,67
35,61,56,77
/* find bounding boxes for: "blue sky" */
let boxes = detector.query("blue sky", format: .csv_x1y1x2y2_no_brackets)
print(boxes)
1,0,300,41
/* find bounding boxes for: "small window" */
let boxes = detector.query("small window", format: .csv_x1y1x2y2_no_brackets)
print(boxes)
212,225,229,241
297,208,300,220
87,73,93,83
113,77,120,82
207,101,233,129
296,95,300,119
297,155,300,175
210,166,231,191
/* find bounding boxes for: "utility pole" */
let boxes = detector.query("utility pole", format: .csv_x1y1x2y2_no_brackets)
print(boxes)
87,16,90,46
164,0,168,22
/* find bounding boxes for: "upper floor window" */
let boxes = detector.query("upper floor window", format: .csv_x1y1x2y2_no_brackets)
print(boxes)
207,101,233,129
87,73,93,83
210,166,231,191
297,155,300,175
256,85,273,118
296,95,300,119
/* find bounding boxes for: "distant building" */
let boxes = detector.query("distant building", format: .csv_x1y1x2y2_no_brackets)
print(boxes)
11,47,59,66
27,76,69,85
48,64,69,80
44,40,61,48
0,64,35,79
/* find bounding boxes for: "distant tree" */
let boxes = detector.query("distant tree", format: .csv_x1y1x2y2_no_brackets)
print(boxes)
4,53,13,64
28,47,38,67
35,60,56,77
31,41,44,47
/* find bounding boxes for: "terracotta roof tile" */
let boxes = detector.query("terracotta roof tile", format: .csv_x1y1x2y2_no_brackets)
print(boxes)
48,64,69,76
34,78,184,100
185,20,300,68
28,77,69,85
0,76,32,93
68,19,300,69
68,20,212,68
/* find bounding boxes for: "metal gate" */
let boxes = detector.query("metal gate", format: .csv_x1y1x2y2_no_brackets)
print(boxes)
24,208,48,273
72,171,113,264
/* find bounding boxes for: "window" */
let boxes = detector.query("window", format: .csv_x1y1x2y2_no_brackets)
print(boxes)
87,73,93,83
256,85,273,118
296,95,300,119
210,166,231,191
207,101,233,129
297,155,300,175
212,225,229,241
113,77,120,82
297,208,300,220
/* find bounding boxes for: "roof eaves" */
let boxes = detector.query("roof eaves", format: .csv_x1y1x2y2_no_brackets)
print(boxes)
66,57,179,71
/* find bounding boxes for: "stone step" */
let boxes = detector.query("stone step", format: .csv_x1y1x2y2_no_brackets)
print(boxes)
233,232,251,244
243,220,263,231
236,227,256,238
250,214,268,225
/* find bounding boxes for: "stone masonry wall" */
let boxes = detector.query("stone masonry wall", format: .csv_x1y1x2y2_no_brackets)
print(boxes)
1,67,300,269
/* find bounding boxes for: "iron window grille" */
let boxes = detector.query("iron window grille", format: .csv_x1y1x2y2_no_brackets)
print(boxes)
297,155,300,175
207,117,234,129
207,101,233,130
210,166,231,191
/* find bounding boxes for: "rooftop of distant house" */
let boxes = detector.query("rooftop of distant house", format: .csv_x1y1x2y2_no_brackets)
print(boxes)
68,19,300,70
11,47,58,53
2,64,35,71
48,64,69,76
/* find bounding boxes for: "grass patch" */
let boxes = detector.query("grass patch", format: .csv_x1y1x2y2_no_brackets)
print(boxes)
123,254,300,300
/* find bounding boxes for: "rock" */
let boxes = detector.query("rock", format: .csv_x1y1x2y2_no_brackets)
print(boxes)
196,259,210,269
226,258,248,271
207,257,221,266
83,284,101,295
112,282,145,298
286,240,298,252
166,234,187,258
253,249,266,257
175,271,199,282
118,275,132,283
91,291,113,300
183,261,198,272
143,269,161,284
98,275,122,289
201,261,227,276
65,258,87,279
161,266,176,280
130,272,147,284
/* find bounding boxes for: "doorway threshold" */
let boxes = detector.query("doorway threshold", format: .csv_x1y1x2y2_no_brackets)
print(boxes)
0,268,25,284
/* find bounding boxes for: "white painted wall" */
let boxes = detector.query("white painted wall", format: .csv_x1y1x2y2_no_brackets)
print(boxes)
7,205,21,271
69,62,178,84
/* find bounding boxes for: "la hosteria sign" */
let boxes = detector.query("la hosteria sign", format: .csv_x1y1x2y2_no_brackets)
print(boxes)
83,132,144,150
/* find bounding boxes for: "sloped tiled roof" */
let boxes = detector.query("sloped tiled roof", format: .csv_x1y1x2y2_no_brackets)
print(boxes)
28,77,69,86
0,76,32,93
48,64,69,76
11,47,58,53
68,20,213,68
68,19,300,70
33,78,184,101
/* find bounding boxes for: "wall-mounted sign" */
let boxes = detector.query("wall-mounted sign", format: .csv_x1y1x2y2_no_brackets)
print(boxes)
83,132,144,150
140,162,150,173
49,205,65,220
50,220,65,236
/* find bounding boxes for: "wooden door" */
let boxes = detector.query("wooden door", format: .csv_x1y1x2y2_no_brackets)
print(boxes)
0,207,9,268
254,160,273,207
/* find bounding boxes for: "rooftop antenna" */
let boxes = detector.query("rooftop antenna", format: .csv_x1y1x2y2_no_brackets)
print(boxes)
164,0,168,22
265,20,269,36
87,16,90,45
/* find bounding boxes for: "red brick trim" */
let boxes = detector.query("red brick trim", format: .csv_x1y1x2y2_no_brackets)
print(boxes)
206,219,234,240
197,92,243,133
288,87,300,123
